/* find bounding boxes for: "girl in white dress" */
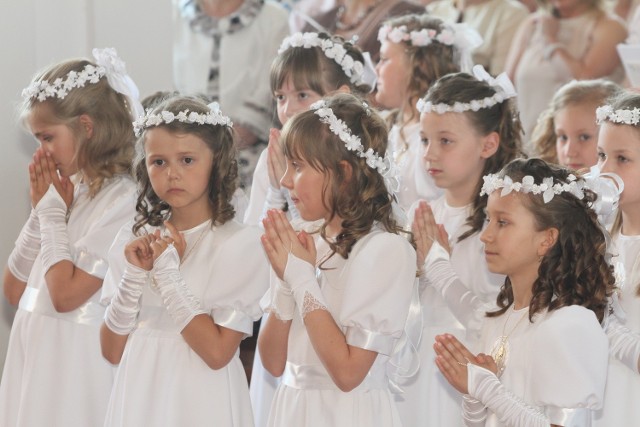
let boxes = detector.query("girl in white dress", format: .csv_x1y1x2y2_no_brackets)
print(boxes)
433,158,615,426
100,96,268,426
397,65,525,427
246,31,374,427
375,14,482,211
593,91,640,425
0,48,142,426
258,93,417,427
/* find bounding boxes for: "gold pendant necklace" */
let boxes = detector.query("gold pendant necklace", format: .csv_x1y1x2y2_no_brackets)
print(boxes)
490,306,528,377
178,221,212,266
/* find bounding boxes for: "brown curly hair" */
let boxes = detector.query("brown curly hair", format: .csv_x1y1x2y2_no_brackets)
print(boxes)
487,158,616,323
270,32,371,100
422,71,526,241
280,93,406,261
132,96,238,233
20,58,136,197
531,79,621,164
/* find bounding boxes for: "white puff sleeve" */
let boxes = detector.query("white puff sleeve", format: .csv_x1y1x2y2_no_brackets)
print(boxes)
338,230,417,356
530,305,608,424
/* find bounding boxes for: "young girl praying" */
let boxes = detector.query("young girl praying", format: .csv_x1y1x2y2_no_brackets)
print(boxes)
258,93,417,426
375,14,481,211
434,158,615,427
0,48,142,426
100,96,268,425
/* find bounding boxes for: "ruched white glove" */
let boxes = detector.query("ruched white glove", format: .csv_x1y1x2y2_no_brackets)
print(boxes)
35,184,72,273
606,314,640,373
7,210,41,282
462,394,487,427
151,246,206,331
104,261,149,335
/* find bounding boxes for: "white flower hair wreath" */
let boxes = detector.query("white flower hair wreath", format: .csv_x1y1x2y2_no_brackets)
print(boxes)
310,100,400,194
133,102,233,137
416,64,516,114
22,47,143,118
278,32,365,85
480,173,585,204
595,105,640,125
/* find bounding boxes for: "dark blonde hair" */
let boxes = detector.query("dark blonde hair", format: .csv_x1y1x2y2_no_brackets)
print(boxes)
132,96,238,233
21,58,136,196
487,158,616,323
281,93,404,260
423,71,525,241
531,79,621,163
270,33,370,100
382,13,461,126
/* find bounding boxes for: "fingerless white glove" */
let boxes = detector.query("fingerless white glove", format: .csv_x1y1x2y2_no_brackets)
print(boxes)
152,246,206,331
283,253,327,319
104,261,149,335
462,394,487,427
35,184,72,273
467,364,549,427
263,186,287,213
265,275,296,321
606,314,640,373
7,209,41,282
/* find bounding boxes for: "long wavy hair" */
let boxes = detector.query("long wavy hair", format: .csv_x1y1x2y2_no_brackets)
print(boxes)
422,71,525,241
487,158,616,323
21,58,136,196
132,96,238,233
280,93,405,262
531,79,621,164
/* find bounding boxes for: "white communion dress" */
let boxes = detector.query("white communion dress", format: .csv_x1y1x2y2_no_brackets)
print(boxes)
266,225,417,427
101,218,269,426
0,176,137,426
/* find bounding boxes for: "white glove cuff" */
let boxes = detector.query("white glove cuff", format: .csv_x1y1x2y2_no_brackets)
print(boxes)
462,394,487,427
7,210,41,282
283,253,327,318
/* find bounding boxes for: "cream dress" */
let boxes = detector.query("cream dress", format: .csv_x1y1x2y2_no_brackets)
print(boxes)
266,226,417,426
0,176,137,426
102,219,269,426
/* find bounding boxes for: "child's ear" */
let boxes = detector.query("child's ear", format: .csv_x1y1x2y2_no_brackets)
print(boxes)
335,84,351,94
78,114,94,139
338,160,352,183
480,131,500,159
538,227,559,256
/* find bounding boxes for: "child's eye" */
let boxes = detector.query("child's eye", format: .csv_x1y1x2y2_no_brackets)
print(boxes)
274,94,285,102
497,219,508,227
440,138,452,145
578,134,591,142
617,155,629,163
183,157,194,165
556,134,568,143
152,159,164,166
298,92,309,100
421,138,429,146
597,151,606,161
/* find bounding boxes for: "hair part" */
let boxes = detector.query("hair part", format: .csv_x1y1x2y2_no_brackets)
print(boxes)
424,71,525,241
281,93,408,261
21,58,136,196
486,158,616,323
132,96,238,233
531,79,622,163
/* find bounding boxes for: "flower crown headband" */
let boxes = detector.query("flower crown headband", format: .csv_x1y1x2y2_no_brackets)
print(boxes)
22,48,144,119
133,102,233,137
310,100,400,193
416,64,516,114
595,105,640,125
278,32,365,85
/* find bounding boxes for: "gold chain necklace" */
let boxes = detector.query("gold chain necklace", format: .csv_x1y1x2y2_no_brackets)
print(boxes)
177,221,211,266
490,306,529,377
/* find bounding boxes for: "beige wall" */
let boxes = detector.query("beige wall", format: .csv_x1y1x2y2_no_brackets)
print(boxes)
0,0,173,375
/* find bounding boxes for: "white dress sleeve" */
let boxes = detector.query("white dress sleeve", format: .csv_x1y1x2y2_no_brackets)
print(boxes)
207,225,270,336
530,306,609,424
339,231,417,356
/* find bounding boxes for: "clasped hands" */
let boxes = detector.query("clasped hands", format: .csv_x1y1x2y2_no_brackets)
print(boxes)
29,147,73,210
124,221,186,271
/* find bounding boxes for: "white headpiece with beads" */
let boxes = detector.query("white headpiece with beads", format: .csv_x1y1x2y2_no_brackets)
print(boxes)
596,105,640,125
133,102,233,137
310,100,400,194
22,48,144,119
416,65,516,114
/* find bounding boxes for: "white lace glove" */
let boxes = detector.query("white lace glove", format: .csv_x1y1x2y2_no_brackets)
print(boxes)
34,184,72,273
606,314,640,373
283,253,328,319
7,209,41,282
462,394,487,427
422,242,486,332
151,246,207,331
104,261,149,335
467,364,550,427
265,275,296,321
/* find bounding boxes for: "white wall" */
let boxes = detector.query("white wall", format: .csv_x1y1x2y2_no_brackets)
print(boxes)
0,0,173,375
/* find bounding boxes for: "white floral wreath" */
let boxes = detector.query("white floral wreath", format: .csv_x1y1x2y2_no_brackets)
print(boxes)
595,105,640,125
22,48,144,118
133,102,232,137
310,100,400,193
480,173,586,204
417,65,516,114
278,32,365,85
378,23,457,46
